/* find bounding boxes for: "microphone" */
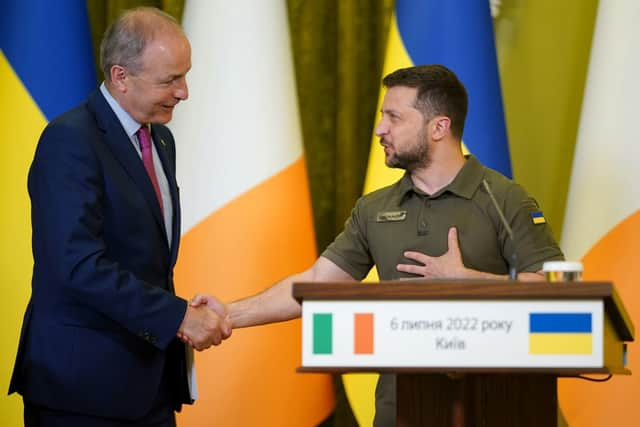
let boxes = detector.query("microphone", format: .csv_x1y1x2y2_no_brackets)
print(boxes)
482,179,517,280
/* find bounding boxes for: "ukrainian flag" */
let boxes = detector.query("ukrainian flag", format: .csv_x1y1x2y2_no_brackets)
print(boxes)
529,313,592,355
0,2,95,425
394,0,511,176
350,0,511,426
531,211,547,224
364,0,511,194
351,1,513,425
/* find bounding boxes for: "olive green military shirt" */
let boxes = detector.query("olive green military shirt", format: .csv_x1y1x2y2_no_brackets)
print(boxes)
322,155,564,280
321,155,564,427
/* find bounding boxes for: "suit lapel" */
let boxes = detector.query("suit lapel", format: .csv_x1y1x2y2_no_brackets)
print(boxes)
151,125,181,265
88,91,168,245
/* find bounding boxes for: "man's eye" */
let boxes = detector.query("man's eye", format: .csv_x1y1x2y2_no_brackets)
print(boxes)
158,77,177,86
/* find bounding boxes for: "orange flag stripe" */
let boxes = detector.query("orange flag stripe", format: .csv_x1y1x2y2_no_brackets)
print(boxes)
354,313,374,355
175,157,334,426
558,210,640,426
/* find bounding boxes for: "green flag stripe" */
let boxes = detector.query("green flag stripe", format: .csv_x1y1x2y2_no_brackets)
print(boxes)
313,313,333,354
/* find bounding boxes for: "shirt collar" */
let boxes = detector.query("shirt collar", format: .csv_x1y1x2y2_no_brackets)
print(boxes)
391,172,415,206
441,154,485,199
392,154,486,206
100,82,143,139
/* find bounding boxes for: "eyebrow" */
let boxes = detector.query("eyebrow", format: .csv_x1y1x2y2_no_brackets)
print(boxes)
381,108,402,115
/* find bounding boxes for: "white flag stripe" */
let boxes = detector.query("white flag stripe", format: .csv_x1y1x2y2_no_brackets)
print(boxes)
171,0,303,233
560,0,640,260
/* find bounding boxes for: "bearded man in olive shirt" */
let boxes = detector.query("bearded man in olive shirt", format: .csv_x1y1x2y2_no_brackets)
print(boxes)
190,64,564,426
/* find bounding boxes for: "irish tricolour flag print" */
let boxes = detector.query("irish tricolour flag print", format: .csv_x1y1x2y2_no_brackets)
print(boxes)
169,1,334,426
558,1,640,425
313,313,374,355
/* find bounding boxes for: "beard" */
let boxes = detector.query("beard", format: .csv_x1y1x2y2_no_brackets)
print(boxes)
383,128,431,172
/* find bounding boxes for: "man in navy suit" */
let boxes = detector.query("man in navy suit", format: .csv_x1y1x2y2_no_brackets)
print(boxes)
9,7,230,426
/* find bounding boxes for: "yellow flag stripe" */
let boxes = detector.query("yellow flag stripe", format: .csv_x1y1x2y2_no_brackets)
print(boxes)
362,14,411,196
0,51,47,427
343,12,413,427
529,333,592,354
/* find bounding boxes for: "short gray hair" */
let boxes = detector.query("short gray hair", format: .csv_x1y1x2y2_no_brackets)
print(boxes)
99,7,180,82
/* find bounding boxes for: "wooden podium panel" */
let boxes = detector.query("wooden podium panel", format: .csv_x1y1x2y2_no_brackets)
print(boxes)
294,281,634,426
396,374,556,427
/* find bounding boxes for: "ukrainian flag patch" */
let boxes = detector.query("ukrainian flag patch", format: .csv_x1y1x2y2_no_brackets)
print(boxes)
531,211,546,224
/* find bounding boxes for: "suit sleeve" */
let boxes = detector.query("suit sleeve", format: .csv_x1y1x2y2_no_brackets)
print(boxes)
29,122,186,350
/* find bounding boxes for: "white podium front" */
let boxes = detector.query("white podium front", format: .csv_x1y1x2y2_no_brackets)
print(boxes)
293,281,633,427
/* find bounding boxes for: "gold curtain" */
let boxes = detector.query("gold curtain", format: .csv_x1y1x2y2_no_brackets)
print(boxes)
495,0,597,238
287,0,394,250
286,3,394,425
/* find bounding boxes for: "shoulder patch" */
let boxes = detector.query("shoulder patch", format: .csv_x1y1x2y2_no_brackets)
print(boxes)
530,211,546,224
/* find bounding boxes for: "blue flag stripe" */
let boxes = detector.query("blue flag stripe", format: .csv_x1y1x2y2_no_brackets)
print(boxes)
0,0,96,120
395,0,511,177
529,313,592,333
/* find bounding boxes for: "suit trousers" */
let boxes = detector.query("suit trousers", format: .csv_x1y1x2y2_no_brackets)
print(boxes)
24,355,177,427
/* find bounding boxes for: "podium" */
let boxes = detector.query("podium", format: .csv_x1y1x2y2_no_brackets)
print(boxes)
293,281,634,427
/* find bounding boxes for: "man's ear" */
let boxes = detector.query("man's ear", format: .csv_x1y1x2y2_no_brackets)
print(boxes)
431,116,451,141
110,65,128,93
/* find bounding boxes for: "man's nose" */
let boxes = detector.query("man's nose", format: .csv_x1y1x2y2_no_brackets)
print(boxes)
375,118,388,137
175,77,188,100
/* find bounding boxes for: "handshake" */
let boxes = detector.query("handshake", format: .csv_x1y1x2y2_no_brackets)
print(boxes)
177,294,231,351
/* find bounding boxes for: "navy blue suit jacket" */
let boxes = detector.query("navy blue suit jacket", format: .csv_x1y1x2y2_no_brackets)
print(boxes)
9,90,190,419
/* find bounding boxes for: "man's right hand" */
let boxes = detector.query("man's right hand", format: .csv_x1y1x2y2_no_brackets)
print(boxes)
178,305,232,351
